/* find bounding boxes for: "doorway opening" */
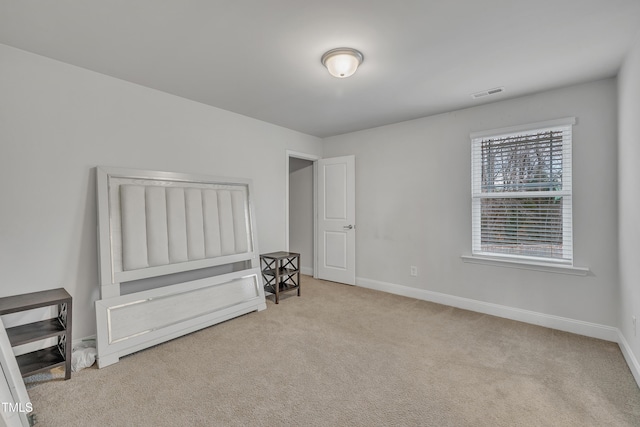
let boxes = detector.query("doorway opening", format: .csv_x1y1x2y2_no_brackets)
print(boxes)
286,151,319,277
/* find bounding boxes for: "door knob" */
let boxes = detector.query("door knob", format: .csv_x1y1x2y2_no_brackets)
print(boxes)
343,225,354,230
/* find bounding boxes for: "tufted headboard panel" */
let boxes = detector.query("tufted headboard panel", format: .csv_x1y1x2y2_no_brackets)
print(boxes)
94,166,266,368
119,185,249,271
97,167,258,290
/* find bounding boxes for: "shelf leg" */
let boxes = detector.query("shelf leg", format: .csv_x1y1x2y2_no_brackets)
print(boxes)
275,259,280,304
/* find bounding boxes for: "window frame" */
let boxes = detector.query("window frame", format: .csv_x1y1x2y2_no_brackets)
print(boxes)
470,117,576,266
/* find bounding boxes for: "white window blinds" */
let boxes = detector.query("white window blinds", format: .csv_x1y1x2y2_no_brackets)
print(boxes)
471,118,575,264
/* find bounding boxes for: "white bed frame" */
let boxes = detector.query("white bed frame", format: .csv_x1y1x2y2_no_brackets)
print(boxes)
95,167,266,368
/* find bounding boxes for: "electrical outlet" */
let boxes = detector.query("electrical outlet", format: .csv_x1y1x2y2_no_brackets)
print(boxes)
633,316,637,336
410,266,418,277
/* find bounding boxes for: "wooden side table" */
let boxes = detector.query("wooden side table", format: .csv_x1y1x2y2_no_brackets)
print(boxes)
0,288,72,380
260,252,300,304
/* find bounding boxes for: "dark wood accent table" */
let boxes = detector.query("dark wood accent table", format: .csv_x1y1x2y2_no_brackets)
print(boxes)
0,288,72,380
260,252,300,304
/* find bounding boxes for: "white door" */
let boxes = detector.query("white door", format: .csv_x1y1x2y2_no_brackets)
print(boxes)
316,155,355,285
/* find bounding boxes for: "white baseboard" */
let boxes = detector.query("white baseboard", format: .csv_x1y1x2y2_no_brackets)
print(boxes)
617,330,640,387
356,277,619,342
356,276,640,387
300,266,314,276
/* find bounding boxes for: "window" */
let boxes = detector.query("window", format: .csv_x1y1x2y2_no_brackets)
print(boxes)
471,118,575,264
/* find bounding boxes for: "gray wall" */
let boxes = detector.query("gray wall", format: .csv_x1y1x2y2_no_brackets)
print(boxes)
618,33,640,369
0,44,323,340
289,158,314,274
0,39,630,358
323,79,619,327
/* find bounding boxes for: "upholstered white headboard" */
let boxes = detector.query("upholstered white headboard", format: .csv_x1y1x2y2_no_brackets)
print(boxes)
96,167,259,293
95,167,266,367
119,184,249,270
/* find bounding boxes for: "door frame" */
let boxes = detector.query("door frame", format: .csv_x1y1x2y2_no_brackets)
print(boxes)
285,150,321,277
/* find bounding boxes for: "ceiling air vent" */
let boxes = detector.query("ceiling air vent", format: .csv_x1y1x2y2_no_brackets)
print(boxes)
471,87,505,99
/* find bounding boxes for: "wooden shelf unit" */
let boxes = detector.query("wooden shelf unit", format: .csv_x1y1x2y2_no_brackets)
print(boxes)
0,288,72,380
260,251,301,304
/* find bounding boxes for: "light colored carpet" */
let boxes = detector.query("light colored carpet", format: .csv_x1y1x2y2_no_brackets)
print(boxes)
27,276,640,426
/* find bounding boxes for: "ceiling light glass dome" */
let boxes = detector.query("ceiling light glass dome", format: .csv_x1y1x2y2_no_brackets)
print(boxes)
321,48,364,78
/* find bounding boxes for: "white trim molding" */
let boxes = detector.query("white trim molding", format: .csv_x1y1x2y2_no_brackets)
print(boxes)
285,149,320,254
355,276,640,388
300,266,314,276
356,277,618,342
461,255,590,276
617,331,640,387
356,276,618,342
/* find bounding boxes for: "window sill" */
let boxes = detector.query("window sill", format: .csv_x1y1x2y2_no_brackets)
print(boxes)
460,255,590,276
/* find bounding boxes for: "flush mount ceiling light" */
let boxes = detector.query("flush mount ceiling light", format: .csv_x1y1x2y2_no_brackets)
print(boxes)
321,48,364,78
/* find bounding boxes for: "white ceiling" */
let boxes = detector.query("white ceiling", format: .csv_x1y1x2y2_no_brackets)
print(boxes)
1,1,639,138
